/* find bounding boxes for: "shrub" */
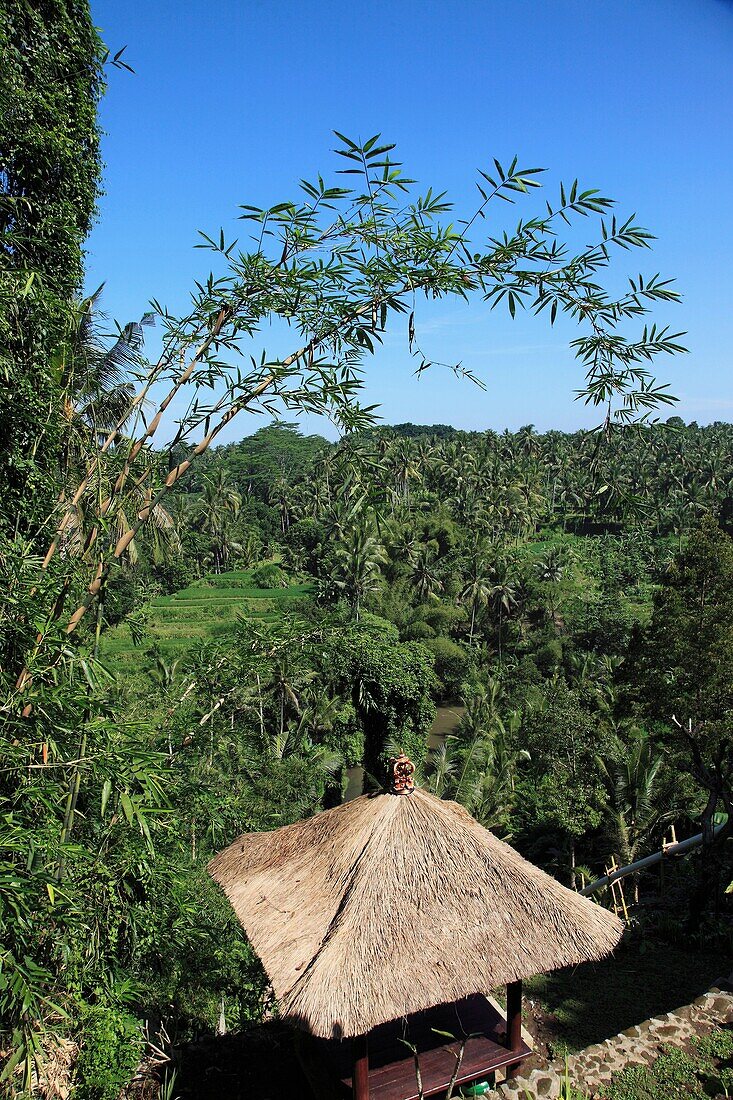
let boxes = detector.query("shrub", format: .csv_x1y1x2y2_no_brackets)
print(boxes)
534,637,564,674
403,620,436,641
104,570,142,626
693,1024,733,1061
603,1046,705,1100
74,1003,141,1100
153,557,195,594
424,637,469,698
251,562,289,589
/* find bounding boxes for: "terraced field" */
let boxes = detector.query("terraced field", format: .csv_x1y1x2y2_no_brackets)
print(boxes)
99,569,313,675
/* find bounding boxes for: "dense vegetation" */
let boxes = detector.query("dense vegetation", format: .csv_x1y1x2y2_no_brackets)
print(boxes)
5,413,733,1096
113,416,733,869
2,5,731,1098
0,0,106,529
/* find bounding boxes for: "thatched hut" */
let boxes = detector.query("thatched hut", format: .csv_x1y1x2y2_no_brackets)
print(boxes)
209,756,623,1099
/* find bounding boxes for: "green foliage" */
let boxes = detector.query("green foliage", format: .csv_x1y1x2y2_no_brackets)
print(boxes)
330,520,388,620
633,517,733,923
693,1027,733,1094
251,562,289,588
0,60,712,1094
0,540,170,1086
602,1045,706,1100
0,0,105,527
74,1003,141,1100
104,568,144,626
693,1025,733,1063
201,422,328,506
426,681,521,824
131,861,270,1032
98,568,313,676
334,619,437,784
637,517,733,779
153,556,196,596
518,683,612,858
577,593,642,654
424,637,470,698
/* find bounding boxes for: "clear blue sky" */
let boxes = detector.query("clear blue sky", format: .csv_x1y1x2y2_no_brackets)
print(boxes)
87,0,733,441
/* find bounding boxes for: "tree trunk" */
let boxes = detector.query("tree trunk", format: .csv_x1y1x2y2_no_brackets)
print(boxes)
686,817,731,933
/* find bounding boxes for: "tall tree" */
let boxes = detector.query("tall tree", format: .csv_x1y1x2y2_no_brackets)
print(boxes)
597,726,668,900
194,471,242,573
460,557,492,644
635,516,733,927
0,0,106,528
332,520,387,620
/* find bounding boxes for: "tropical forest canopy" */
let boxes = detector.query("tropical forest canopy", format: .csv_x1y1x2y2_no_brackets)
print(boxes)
1,2,732,1097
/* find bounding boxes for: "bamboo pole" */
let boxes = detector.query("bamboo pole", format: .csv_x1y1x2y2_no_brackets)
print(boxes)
580,823,726,897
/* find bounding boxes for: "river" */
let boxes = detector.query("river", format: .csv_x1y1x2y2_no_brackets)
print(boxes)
344,704,465,801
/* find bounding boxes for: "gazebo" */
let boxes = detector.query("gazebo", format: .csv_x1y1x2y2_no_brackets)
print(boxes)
208,756,623,1099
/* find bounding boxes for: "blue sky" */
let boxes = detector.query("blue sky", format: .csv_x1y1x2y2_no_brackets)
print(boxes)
87,0,733,441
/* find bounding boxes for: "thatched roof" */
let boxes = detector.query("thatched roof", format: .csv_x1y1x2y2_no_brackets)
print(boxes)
208,787,623,1039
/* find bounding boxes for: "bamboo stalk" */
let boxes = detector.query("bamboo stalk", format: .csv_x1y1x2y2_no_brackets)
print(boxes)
580,823,726,896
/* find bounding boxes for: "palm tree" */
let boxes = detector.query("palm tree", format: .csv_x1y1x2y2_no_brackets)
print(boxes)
294,683,342,743
489,565,518,661
425,686,527,836
471,716,529,835
534,546,566,629
167,495,193,546
56,292,152,480
332,520,387,620
262,651,311,750
272,475,293,534
516,424,539,459
193,472,242,573
48,296,169,622
410,544,443,602
382,517,419,567
597,727,668,901
389,441,421,509
459,558,492,644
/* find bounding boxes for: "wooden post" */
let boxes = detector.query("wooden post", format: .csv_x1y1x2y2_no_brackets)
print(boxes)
352,1033,370,1100
506,979,522,1051
505,979,523,1078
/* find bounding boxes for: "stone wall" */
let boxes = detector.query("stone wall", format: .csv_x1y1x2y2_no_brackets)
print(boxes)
493,980,733,1099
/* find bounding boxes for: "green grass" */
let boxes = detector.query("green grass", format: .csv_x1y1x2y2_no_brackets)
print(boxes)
526,934,731,1055
98,568,313,676
600,1030,733,1099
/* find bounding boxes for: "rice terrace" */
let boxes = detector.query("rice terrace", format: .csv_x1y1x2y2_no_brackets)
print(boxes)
2,2,733,1099
100,570,314,674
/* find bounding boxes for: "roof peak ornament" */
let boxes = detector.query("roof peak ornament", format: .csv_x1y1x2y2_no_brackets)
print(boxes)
391,751,415,795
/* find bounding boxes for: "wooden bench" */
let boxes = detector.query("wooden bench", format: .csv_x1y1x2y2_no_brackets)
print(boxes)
301,993,531,1100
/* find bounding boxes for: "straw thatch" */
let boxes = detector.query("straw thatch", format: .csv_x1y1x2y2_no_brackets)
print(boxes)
208,788,623,1039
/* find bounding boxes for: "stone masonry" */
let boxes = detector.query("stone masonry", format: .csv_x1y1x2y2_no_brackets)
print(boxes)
492,980,733,1099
